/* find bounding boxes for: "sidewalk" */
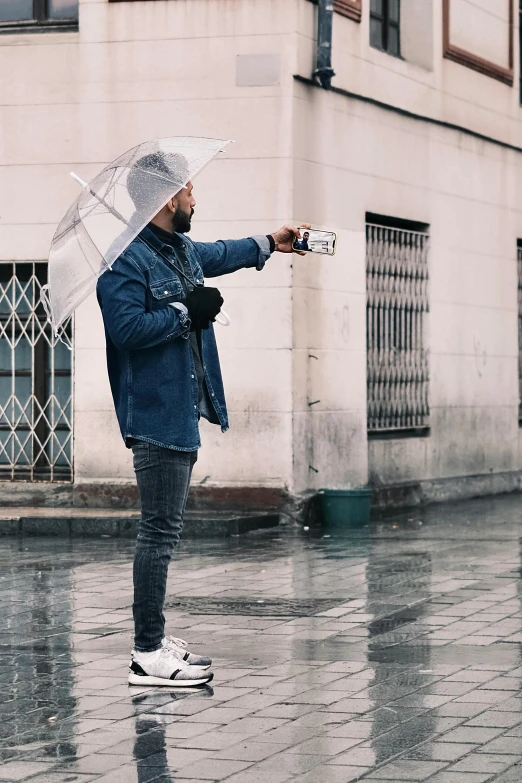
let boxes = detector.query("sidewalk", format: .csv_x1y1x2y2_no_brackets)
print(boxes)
1,494,522,782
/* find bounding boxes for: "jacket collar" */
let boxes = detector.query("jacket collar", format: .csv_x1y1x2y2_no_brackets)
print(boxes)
139,224,185,253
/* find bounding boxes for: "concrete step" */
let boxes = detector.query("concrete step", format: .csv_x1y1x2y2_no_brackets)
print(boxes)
0,507,280,538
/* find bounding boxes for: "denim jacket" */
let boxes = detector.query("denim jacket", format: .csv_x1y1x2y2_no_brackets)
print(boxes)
97,225,270,451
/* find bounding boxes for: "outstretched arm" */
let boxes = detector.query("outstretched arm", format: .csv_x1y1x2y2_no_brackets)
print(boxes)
193,225,309,278
192,237,269,278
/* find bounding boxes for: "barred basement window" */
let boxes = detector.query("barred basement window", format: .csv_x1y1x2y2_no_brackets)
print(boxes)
0,263,72,481
366,216,430,436
518,240,522,424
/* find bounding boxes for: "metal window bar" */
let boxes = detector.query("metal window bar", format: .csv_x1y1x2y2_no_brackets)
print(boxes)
0,263,73,482
518,244,522,424
366,224,430,434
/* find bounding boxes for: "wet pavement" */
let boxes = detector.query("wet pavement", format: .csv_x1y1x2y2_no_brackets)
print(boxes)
1,496,522,782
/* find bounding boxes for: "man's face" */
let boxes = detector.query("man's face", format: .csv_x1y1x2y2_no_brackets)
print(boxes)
171,181,196,233
304,232,309,240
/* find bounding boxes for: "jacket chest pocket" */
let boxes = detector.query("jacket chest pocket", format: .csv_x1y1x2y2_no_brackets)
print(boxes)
148,278,184,310
185,249,204,285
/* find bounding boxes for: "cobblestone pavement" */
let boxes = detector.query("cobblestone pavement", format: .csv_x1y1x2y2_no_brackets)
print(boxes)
2,496,522,782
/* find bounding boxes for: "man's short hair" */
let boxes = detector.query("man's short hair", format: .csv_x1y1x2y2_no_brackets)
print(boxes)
127,152,189,213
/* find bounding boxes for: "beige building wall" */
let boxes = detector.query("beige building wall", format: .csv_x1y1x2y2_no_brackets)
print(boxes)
0,0,301,491
294,0,522,492
0,0,521,501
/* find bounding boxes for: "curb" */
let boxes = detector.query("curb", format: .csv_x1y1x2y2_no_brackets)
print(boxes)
0,510,280,538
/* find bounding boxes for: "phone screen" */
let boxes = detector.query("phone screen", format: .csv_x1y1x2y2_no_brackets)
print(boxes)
293,228,336,255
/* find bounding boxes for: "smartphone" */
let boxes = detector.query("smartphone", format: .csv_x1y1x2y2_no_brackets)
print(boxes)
293,228,337,255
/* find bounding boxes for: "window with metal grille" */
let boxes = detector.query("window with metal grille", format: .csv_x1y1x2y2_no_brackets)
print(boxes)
518,241,522,424
366,216,430,436
0,263,72,482
370,0,401,57
0,0,78,31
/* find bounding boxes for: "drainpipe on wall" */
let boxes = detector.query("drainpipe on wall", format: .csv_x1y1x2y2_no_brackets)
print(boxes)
313,0,336,89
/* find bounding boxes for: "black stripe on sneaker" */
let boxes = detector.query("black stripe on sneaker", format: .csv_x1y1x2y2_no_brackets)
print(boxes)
183,652,190,661
170,669,182,680
130,661,147,676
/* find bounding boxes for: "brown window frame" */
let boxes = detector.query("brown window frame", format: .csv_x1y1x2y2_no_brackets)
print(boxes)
306,0,362,23
333,0,362,22
443,0,514,86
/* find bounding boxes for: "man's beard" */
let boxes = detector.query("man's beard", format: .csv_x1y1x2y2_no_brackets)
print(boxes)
171,207,193,234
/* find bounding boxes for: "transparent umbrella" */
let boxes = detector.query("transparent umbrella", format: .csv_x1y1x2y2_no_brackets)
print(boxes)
43,136,232,343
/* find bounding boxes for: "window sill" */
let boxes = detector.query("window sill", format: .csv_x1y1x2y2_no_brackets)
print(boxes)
369,45,403,61
0,21,78,35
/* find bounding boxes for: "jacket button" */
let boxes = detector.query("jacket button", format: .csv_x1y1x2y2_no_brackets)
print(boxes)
191,374,195,379
164,290,168,295
193,404,197,409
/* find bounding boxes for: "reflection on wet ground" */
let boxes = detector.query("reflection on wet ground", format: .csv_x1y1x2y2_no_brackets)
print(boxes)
1,494,522,782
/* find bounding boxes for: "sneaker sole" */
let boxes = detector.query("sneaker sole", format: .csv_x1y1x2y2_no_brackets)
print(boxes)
129,659,212,672
128,671,214,687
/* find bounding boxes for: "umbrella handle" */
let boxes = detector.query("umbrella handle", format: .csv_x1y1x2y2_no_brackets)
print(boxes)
215,309,231,327
70,171,89,189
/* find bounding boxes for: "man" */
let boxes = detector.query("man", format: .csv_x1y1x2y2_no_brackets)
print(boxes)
296,231,310,251
97,153,308,687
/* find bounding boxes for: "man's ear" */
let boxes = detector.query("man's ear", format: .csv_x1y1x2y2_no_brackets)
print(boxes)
166,197,177,214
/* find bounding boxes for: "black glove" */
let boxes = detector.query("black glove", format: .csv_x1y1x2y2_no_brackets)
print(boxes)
184,286,224,331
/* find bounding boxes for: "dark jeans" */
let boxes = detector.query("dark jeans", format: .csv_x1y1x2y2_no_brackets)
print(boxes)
132,442,197,652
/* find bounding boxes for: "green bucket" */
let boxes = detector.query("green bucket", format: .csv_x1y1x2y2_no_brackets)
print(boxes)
317,488,372,528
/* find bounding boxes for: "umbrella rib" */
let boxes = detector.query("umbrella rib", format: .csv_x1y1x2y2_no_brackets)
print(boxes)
84,182,127,224
71,214,106,275
103,161,189,190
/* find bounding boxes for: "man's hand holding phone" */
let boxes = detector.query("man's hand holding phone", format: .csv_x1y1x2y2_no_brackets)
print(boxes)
270,224,312,256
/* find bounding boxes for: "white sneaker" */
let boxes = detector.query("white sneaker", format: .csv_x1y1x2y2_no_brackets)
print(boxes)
129,647,214,687
162,636,212,670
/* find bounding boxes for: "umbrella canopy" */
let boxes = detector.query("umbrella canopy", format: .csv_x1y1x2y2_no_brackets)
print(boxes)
44,137,231,336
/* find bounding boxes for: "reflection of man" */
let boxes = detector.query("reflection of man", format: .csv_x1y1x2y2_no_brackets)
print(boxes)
97,151,308,688
296,231,310,251
132,688,213,781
